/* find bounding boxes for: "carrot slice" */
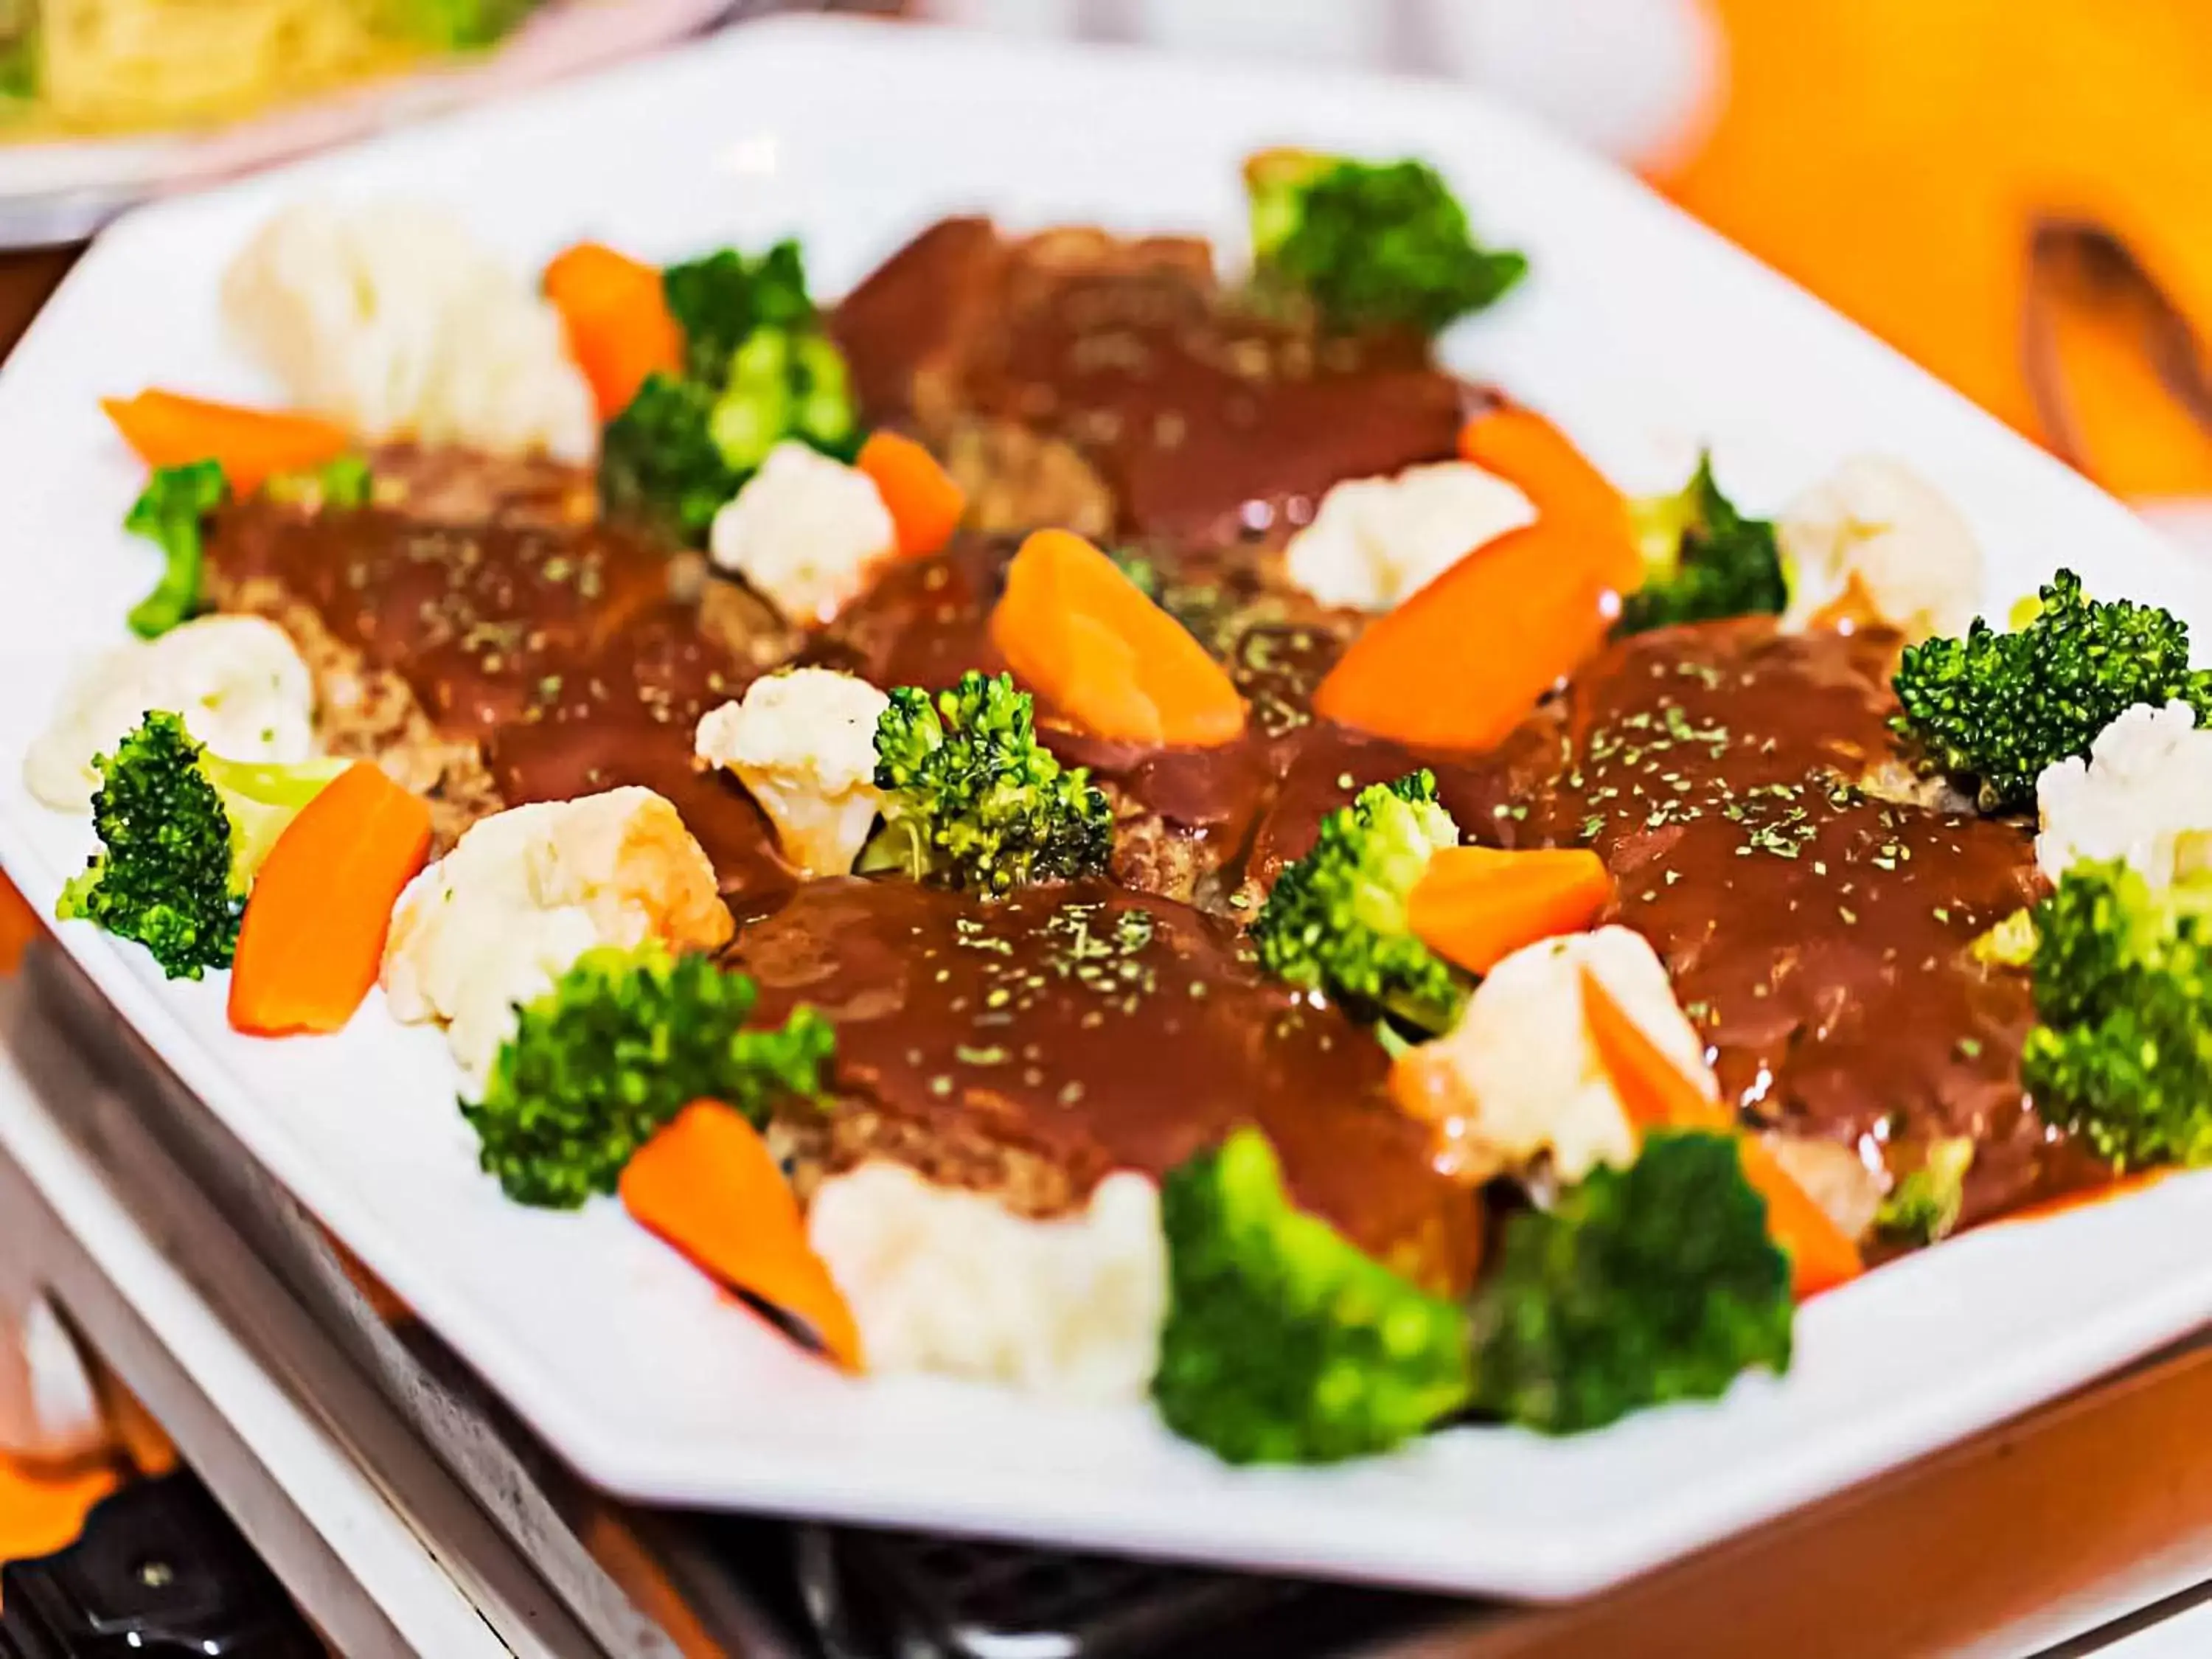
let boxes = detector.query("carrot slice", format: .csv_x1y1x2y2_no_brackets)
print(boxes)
620,1100,863,1371
990,529,1246,747
542,241,684,420
1311,516,1615,751
1408,846,1613,975
228,764,432,1037
101,390,350,495
858,430,967,557
1579,967,1863,1300
1458,405,1643,592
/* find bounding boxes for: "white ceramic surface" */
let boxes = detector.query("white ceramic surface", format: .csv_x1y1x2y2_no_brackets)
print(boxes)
1,15,2209,1601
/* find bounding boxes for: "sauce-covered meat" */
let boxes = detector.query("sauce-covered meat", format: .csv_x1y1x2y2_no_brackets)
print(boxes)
729,877,1481,1293
204,502,791,897
832,220,1475,546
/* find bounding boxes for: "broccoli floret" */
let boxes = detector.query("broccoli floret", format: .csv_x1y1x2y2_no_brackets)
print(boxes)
1891,570,2212,811
464,943,835,1208
860,672,1111,896
1152,1126,1472,1464
1874,1136,1975,1245
2020,860,2212,1169
1249,771,1467,1035
1467,1130,1793,1435
599,372,739,546
663,240,815,384
708,326,858,475
123,461,227,639
1615,453,1787,636
262,453,374,511
377,0,540,50
1973,908,2039,969
54,712,347,979
1245,148,1526,336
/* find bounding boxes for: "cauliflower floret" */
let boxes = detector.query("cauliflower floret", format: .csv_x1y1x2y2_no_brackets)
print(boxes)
695,669,888,878
807,1164,1166,1403
222,201,596,462
24,616,314,813
1284,459,1535,612
1778,456,1983,641
1392,925,1708,1185
380,787,732,1086
2036,700,2212,888
708,442,897,625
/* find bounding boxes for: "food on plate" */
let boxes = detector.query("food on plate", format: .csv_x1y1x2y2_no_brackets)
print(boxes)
229,759,431,1035
1152,1126,1472,1463
695,667,889,879
1251,771,1467,1037
860,671,1112,894
24,614,313,811
1892,568,2212,810
624,1100,862,1370
1465,1130,1793,1435
120,460,227,639
102,391,351,495
601,240,858,546
2034,700,2212,888
2019,860,2212,1169
1779,454,1984,641
57,712,347,979
708,440,896,625
1243,150,1528,336
1618,453,1788,636
1283,458,1533,613
45,148,2212,1468
222,201,596,461
465,942,832,1208
380,787,733,1086
807,1161,1161,1400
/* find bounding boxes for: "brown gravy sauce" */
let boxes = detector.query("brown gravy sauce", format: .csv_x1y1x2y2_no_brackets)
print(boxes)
204,503,791,898
727,876,1481,1291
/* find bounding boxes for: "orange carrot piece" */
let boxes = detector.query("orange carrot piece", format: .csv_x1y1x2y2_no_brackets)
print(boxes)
228,764,431,1037
542,241,684,420
1408,845,1613,975
1311,517,1615,751
1459,405,1643,592
620,1101,863,1371
990,529,1246,747
1579,967,1863,1300
858,430,967,557
101,390,350,495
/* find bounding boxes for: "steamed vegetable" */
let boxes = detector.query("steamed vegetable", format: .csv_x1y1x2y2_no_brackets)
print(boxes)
1467,1130,1794,1434
1615,453,1788,635
990,529,1245,747
1245,149,1526,335
543,241,684,420
663,241,815,384
228,762,432,1036
861,671,1113,896
1251,771,1467,1035
122,461,228,639
621,1099,863,1368
55,712,347,980
377,0,542,49
1891,570,2212,810
1874,1137,1975,1245
599,372,737,546
102,391,349,495
262,453,374,510
1152,1126,1471,1464
1581,967,1863,1299
1406,845,1613,977
465,943,835,1208
857,430,966,558
2019,859,2212,1169
1314,412,1632,750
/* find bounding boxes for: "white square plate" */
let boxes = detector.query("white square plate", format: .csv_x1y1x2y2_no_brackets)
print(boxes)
3,15,2211,1601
